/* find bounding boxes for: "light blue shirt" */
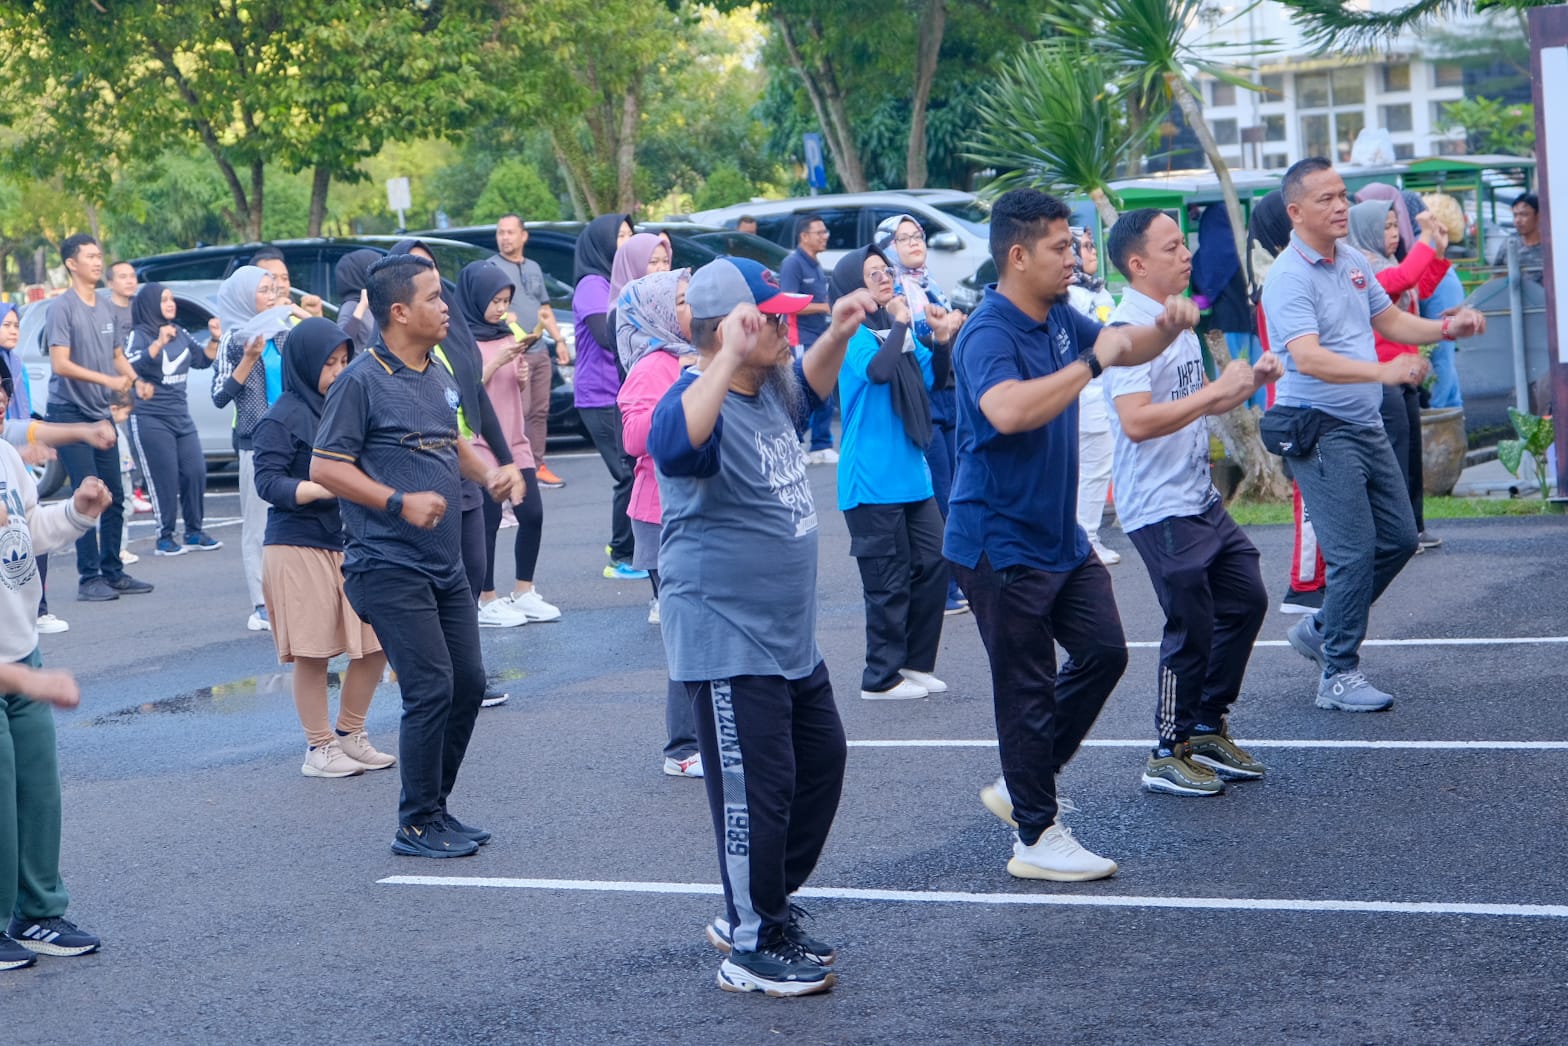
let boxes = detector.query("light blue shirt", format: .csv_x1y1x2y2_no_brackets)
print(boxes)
1103,287,1220,532
1260,232,1392,426
837,326,934,511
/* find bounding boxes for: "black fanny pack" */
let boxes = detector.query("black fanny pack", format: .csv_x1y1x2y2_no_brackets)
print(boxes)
1259,406,1347,458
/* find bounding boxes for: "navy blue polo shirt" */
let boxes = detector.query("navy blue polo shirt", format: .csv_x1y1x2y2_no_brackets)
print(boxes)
944,286,1100,573
313,343,464,584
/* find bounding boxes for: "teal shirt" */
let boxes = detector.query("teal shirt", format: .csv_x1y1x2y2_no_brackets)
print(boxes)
836,325,934,511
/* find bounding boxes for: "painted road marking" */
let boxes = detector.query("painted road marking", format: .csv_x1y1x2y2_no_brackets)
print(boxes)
1132,636,1568,649
848,739,1568,750
379,875,1568,920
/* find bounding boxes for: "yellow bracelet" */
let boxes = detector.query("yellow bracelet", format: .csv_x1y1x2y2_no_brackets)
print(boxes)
26,420,40,444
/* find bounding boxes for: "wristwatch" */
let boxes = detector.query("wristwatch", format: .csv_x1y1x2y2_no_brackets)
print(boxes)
385,491,404,518
1079,351,1103,379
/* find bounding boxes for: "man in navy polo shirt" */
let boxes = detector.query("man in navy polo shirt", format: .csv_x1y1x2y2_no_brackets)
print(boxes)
946,188,1200,883
1261,158,1485,713
779,213,837,463
311,254,524,859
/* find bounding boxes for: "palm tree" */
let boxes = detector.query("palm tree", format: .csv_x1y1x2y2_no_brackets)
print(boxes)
1048,0,1271,264
1280,0,1549,51
964,40,1157,226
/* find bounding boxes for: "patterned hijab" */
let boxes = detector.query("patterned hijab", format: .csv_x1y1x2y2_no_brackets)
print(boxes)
874,213,954,346
615,269,692,373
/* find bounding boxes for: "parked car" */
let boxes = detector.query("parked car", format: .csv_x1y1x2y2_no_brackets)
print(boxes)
687,190,992,292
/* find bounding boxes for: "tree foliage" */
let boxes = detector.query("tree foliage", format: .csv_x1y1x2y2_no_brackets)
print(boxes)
1279,0,1553,52
473,160,562,224
1439,97,1536,155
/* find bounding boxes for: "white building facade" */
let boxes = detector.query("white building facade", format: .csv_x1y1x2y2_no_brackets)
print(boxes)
1191,1,1481,168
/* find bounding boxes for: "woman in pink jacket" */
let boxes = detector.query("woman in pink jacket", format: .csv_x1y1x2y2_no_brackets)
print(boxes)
614,268,701,778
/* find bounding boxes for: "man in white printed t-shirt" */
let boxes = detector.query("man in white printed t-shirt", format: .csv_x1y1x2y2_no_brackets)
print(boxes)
1102,209,1284,799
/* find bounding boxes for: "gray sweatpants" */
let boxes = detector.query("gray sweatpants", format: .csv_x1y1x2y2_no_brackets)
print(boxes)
237,449,267,608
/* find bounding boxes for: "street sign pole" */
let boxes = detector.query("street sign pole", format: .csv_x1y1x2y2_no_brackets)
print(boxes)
386,176,413,231
1528,5,1567,505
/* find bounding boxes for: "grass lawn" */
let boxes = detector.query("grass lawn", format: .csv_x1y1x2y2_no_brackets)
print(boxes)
1227,496,1554,527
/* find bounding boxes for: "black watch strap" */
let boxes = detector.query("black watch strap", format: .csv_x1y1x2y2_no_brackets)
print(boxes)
385,491,404,518
1080,351,1103,379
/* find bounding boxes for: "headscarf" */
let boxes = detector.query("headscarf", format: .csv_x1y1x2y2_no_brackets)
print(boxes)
1355,183,1411,259
456,261,516,343
615,268,692,374
1191,206,1241,305
268,317,353,446
1346,199,1395,269
0,302,28,419
1246,190,1292,298
130,282,171,347
389,237,431,258
216,265,293,345
830,245,931,449
874,213,953,346
609,233,663,302
574,214,630,285
1067,226,1106,294
334,249,379,309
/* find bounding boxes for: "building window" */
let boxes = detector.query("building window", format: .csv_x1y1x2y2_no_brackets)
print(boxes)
1432,100,1456,130
1210,81,1237,107
1211,118,1239,145
1264,114,1287,142
1301,113,1331,159
1298,72,1330,108
1262,153,1289,170
1437,137,1467,156
1434,62,1464,88
1394,144,1415,160
1382,63,1411,92
1260,73,1284,96
1331,67,1365,105
1381,103,1413,132
1336,110,1366,160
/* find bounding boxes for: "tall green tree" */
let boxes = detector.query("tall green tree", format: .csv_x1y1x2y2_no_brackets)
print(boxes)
1280,0,1551,51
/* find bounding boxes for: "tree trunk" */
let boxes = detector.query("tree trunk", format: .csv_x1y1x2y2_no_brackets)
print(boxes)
1089,187,1119,228
84,201,100,241
552,134,591,221
615,86,639,214
1169,74,1248,265
1125,95,1149,177
906,0,946,189
774,15,868,192
1204,331,1291,503
307,166,331,237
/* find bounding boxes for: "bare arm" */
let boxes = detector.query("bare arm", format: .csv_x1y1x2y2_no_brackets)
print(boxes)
1115,356,1279,443
1288,333,1430,386
49,345,126,390
1372,302,1485,349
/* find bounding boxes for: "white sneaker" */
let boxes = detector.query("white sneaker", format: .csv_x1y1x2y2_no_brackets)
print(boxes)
860,679,928,701
1090,540,1121,565
247,609,271,632
981,775,1076,830
301,740,365,779
477,598,529,628
805,448,839,465
481,690,510,708
121,550,141,565
1007,823,1117,882
663,753,704,778
35,613,69,635
899,668,947,693
647,597,661,625
336,730,396,770
505,589,561,622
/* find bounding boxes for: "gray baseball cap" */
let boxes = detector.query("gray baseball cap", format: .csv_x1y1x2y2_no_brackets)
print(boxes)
686,257,811,320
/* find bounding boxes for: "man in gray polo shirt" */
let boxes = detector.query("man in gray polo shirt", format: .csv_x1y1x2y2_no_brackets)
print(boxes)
489,213,569,487
1261,158,1485,712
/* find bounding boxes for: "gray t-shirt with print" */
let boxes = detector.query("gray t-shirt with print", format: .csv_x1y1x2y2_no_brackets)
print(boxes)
46,289,120,419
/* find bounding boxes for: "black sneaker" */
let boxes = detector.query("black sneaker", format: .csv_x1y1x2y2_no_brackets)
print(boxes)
0,933,37,970
441,813,492,846
706,906,837,966
183,531,223,552
77,577,119,602
7,916,101,957
717,937,835,997
391,821,478,858
107,574,154,595
1279,586,1324,614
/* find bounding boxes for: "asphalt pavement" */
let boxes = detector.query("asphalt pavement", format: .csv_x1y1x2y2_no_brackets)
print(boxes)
8,449,1568,1044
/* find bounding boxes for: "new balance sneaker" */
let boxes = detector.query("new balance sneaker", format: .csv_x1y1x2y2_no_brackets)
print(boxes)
301,740,365,779
7,916,101,957
1142,742,1225,796
154,536,187,557
1187,731,1266,781
1316,670,1394,712
706,906,836,965
717,938,835,997
536,464,566,488
184,531,223,551
1279,586,1325,614
1286,615,1327,670
1090,539,1122,565
248,605,271,632
1007,824,1118,882
899,668,948,694
35,613,69,635
477,597,529,628
107,573,154,595
391,821,479,858
337,730,396,770
860,679,927,701
505,588,561,622
603,561,650,581
0,933,37,970
663,752,704,778
442,813,492,846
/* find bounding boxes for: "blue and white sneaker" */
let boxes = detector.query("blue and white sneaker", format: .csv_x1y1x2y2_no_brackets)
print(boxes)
184,531,223,551
603,561,650,581
0,934,37,970
7,916,101,957
154,537,187,557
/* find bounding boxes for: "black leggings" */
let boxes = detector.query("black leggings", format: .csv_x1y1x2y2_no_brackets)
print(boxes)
481,467,543,591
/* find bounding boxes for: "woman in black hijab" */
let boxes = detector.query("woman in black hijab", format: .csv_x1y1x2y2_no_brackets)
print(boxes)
334,248,382,350
124,282,222,555
252,317,394,777
828,245,947,702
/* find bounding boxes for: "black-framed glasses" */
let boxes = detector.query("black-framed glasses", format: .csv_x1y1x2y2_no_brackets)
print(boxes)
894,232,925,246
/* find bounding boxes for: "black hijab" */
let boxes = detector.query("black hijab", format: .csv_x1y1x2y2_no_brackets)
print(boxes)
130,282,171,345
830,245,931,449
270,317,352,445
457,262,516,342
1249,191,1291,258
334,249,379,305
574,214,630,285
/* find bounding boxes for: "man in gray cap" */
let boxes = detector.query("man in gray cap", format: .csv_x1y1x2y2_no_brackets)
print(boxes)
648,257,876,998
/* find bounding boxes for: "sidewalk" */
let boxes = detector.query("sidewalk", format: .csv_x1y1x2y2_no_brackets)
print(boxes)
1450,455,1559,498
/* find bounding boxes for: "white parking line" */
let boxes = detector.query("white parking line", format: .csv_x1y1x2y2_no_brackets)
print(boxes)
848,739,1568,750
378,875,1568,920
1130,636,1568,649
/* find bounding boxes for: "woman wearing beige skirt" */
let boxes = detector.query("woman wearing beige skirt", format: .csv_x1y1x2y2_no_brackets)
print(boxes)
251,318,393,778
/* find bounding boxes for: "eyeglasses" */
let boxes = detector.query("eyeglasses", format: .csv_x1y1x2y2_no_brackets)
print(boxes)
894,232,925,246
767,314,790,332
865,267,894,282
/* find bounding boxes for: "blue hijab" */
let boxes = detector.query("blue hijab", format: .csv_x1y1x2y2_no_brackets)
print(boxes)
1192,205,1241,306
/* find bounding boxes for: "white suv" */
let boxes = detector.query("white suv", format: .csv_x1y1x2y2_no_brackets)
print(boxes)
688,190,991,294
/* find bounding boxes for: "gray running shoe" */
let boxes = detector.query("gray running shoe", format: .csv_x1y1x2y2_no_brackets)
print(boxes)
1316,670,1394,712
1287,615,1327,670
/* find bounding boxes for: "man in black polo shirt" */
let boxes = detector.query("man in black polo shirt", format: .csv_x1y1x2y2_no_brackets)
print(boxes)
311,254,524,858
